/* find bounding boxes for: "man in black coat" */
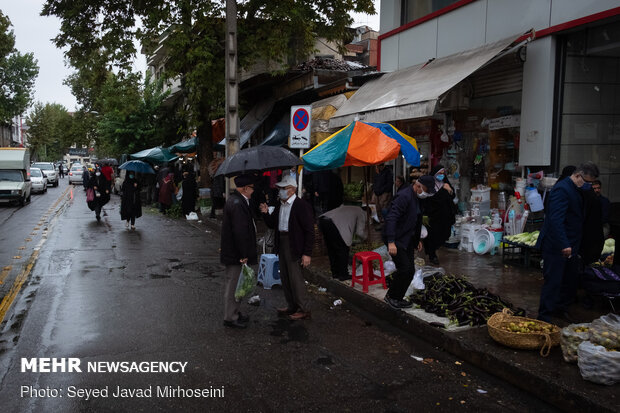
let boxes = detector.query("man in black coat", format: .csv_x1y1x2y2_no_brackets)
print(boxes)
383,175,436,309
373,163,393,222
260,174,314,320
535,162,599,322
220,174,258,329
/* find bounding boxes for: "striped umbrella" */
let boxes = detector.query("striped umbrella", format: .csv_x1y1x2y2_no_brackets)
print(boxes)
301,121,420,171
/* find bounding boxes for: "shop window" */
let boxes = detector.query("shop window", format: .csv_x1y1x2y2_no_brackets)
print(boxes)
558,22,620,202
400,0,461,26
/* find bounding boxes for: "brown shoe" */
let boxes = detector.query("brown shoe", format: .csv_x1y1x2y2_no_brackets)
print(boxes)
276,307,296,316
288,311,311,320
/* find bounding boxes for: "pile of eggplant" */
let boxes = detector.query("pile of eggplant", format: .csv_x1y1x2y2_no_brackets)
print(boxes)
409,273,526,326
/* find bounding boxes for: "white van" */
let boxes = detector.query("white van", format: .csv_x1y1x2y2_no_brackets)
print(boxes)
0,148,32,206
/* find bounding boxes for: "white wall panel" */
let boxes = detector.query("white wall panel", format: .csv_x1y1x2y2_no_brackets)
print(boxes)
380,0,401,34
380,36,400,72
550,0,620,27
519,37,556,166
398,20,437,69
486,0,551,40
436,0,486,57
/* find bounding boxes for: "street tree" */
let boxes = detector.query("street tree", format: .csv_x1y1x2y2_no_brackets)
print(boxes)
26,102,72,161
42,0,375,185
95,71,170,157
0,10,39,124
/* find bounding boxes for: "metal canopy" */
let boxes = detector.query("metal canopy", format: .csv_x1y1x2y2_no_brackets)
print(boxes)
329,35,520,128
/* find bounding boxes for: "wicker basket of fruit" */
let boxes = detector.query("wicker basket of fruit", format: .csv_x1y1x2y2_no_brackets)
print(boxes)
487,308,560,356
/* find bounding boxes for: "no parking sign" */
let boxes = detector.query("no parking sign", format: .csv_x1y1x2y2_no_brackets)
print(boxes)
289,106,311,149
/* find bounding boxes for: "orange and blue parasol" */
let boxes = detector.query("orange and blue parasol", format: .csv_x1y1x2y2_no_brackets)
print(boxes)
301,121,420,171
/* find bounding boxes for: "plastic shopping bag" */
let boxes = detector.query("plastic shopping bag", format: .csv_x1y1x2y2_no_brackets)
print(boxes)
234,264,256,302
577,341,620,385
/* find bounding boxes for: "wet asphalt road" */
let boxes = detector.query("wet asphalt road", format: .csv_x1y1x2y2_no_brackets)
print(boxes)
0,180,559,412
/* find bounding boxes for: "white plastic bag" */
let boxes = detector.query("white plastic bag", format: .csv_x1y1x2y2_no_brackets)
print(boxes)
383,260,396,275
176,187,183,201
577,341,620,385
404,269,425,297
589,313,620,350
185,212,198,220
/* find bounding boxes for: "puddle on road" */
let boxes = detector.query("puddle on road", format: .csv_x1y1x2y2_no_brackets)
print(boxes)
315,355,334,366
149,273,171,279
269,318,309,343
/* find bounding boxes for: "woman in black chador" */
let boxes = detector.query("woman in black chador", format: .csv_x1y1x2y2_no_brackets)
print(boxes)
87,167,111,222
120,172,142,229
422,164,456,265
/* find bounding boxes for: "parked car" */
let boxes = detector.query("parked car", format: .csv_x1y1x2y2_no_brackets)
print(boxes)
0,148,32,206
68,165,84,184
29,167,48,193
31,162,58,187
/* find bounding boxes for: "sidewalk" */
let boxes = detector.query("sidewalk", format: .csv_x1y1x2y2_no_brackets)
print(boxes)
195,212,618,413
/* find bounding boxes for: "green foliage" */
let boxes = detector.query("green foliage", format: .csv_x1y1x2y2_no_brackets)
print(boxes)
95,71,170,157
0,11,39,123
166,202,183,219
343,181,364,201
26,102,73,161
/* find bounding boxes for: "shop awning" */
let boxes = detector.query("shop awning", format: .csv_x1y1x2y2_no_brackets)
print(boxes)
329,35,521,128
218,98,275,148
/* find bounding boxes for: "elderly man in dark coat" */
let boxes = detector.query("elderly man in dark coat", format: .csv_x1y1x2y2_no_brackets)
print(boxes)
220,174,258,329
536,162,599,322
383,175,436,309
260,174,315,320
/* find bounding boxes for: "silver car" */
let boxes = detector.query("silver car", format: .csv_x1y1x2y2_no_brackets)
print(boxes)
29,167,48,193
31,162,58,187
68,165,84,184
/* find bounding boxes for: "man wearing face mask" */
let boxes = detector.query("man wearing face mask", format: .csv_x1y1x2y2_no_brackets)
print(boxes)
536,161,599,323
382,175,436,309
260,174,314,320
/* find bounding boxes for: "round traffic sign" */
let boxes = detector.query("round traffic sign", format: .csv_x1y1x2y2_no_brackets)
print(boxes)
292,108,309,131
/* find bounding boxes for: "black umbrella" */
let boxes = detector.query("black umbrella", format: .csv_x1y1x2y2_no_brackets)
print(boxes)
215,146,302,177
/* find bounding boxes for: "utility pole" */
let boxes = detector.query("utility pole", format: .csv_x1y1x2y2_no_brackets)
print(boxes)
225,0,239,197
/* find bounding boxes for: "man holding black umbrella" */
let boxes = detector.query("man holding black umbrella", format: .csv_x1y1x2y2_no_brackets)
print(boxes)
220,174,258,329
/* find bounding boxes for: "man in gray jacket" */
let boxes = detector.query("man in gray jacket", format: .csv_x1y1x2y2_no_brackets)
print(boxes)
318,205,367,281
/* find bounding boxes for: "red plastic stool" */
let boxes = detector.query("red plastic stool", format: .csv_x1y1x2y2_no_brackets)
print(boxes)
351,251,387,293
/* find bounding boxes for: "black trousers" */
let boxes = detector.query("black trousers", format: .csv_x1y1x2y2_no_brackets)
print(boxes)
318,217,349,279
538,251,579,322
388,238,416,300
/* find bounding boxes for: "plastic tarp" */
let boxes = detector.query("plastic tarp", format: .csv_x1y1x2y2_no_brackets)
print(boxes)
218,98,275,148
329,35,519,128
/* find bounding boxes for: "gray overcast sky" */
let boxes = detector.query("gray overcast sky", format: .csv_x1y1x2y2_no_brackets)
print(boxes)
2,0,379,113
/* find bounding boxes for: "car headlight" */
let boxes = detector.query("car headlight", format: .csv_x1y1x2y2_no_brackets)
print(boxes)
11,190,21,195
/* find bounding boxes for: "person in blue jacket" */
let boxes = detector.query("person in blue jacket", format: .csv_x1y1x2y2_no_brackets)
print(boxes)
382,175,436,309
535,162,599,322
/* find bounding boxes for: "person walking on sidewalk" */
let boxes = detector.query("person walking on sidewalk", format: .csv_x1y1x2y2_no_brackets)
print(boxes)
535,162,599,323
87,167,111,222
383,175,436,309
220,174,258,329
260,174,314,320
120,172,142,230
318,205,367,281
158,172,176,214
421,165,456,265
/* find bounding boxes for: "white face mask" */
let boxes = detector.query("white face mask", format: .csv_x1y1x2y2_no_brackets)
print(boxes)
279,189,290,200
416,191,430,199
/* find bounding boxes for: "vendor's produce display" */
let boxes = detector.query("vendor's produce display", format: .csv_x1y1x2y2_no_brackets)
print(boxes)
589,314,620,350
601,238,615,255
504,231,539,247
560,324,591,363
487,308,560,357
409,273,525,327
577,341,620,385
